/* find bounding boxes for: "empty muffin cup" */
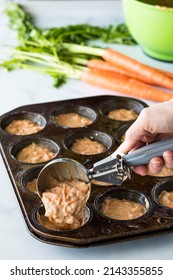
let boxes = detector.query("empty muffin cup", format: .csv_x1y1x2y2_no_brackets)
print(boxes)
99,97,146,122
64,130,114,155
10,138,60,164
1,112,46,135
152,180,173,215
52,105,97,128
35,204,91,231
95,188,151,221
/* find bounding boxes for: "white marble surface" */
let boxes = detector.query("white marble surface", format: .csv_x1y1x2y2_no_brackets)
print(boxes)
0,1,173,260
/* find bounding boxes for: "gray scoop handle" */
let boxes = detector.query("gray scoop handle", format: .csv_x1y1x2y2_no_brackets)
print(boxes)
123,137,173,167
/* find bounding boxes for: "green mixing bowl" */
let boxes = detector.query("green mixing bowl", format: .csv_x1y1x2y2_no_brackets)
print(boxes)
122,0,173,61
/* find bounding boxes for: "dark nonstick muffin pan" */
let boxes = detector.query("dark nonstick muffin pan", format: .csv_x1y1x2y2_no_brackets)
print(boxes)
1,95,173,248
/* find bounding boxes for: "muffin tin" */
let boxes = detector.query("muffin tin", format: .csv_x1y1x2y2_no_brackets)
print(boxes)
1,95,173,248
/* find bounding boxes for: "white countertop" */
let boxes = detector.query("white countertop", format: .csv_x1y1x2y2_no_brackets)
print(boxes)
0,1,173,260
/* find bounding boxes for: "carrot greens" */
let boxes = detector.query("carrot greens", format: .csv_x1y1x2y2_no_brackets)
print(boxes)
2,2,135,87
5,3,136,46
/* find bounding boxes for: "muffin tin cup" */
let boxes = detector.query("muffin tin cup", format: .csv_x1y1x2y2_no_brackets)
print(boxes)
1,95,173,248
114,123,132,144
94,188,152,222
21,166,43,195
0,112,46,135
64,130,114,156
99,96,146,123
9,137,60,164
51,105,97,128
35,204,92,232
152,179,173,217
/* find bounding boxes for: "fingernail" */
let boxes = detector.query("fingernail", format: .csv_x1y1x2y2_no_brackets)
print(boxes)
166,154,173,162
151,161,162,168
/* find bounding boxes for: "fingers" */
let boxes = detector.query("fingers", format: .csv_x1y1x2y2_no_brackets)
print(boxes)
132,157,164,176
132,165,148,176
148,157,164,174
147,152,173,174
130,152,173,177
163,151,173,169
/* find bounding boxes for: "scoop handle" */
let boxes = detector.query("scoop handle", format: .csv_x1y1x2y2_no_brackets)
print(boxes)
123,137,173,167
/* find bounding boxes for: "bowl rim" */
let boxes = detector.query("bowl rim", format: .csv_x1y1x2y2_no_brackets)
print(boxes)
123,0,173,12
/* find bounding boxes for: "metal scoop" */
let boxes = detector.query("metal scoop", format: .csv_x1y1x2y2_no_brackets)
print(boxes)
37,137,173,196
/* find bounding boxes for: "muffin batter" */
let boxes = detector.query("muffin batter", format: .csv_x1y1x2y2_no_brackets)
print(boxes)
71,137,106,155
41,179,90,230
54,113,92,128
92,179,113,186
100,197,146,220
26,178,37,194
158,190,173,209
108,109,138,121
5,119,43,135
16,143,56,163
120,134,125,142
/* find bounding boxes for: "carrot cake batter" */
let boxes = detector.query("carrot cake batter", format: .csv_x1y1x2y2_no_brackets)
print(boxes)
54,113,92,128
108,109,138,121
5,119,43,135
71,137,106,155
158,190,173,209
16,143,55,163
41,179,90,230
100,196,146,220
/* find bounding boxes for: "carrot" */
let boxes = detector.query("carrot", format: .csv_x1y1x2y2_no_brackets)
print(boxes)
81,68,173,102
87,59,142,80
159,69,173,79
102,48,173,90
87,59,160,85
88,59,173,85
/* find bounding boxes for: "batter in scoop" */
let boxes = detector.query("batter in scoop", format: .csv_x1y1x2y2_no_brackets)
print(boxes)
41,179,90,230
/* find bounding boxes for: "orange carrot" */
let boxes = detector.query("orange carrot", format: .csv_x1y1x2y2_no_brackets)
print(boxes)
102,48,173,90
81,68,173,102
87,59,160,85
87,59,140,79
159,69,173,79
88,59,173,84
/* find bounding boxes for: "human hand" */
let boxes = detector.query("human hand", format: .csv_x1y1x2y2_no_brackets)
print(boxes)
117,99,173,176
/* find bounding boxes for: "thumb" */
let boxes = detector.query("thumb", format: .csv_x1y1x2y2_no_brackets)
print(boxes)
116,139,137,155
116,127,145,155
